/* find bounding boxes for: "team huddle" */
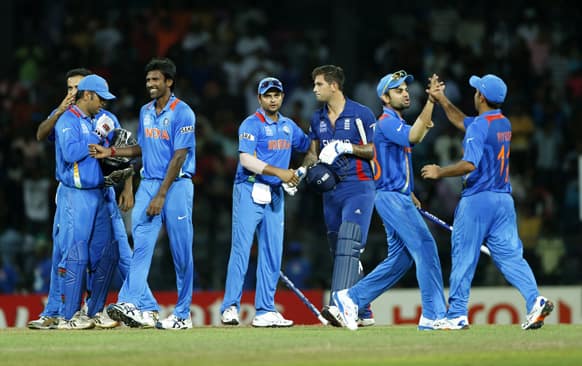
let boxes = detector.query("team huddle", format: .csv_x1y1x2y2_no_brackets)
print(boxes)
27,58,553,331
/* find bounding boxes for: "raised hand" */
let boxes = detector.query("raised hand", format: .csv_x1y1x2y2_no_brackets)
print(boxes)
426,74,446,103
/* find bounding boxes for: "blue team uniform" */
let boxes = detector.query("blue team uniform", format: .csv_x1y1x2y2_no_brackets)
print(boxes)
221,109,310,315
347,106,447,321
118,95,196,319
41,109,157,319
308,98,376,251
54,105,109,320
446,110,540,318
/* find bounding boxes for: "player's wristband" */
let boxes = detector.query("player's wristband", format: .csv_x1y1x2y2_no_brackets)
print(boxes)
110,147,116,157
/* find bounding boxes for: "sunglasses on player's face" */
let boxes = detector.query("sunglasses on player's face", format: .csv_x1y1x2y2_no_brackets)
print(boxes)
381,70,408,95
260,79,283,91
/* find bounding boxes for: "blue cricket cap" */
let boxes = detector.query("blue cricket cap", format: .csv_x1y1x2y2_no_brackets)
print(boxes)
376,70,414,98
257,77,284,95
469,74,507,104
77,74,116,100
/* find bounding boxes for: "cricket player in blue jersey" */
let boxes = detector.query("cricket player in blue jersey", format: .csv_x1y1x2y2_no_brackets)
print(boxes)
300,65,377,327
92,58,196,330
332,70,447,331
421,74,553,330
53,74,117,329
29,69,156,330
220,77,310,327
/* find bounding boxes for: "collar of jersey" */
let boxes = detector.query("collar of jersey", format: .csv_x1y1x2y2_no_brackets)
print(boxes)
70,105,90,119
147,94,177,112
382,106,403,121
256,108,281,125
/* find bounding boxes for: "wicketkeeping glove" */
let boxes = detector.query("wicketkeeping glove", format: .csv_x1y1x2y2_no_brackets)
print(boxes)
104,166,134,186
319,140,353,165
95,114,115,139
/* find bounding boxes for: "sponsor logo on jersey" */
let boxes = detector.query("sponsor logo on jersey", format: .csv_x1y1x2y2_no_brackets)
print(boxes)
265,126,273,136
268,139,291,150
81,124,89,134
180,125,194,134
319,120,327,133
145,127,170,140
143,115,153,126
240,132,255,141
163,118,169,126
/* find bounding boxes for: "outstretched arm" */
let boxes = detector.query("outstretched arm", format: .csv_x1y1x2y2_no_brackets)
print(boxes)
426,74,467,132
421,160,475,179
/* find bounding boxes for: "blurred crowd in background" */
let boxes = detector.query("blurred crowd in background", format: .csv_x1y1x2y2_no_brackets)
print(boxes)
0,0,580,294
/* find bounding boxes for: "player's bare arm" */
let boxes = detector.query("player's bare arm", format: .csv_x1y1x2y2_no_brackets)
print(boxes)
421,160,475,180
36,92,76,141
427,76,467,132
147,148,188,216
89,144,142,159
302,140,319,166
409,99,435,144
118,174,135,212
350,143,374,160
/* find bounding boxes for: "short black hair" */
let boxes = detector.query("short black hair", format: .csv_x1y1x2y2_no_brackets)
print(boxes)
145,58,177,81
311,65,345,91
66,68,92,79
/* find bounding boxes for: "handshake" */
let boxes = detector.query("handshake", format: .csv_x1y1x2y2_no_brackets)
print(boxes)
282,166,306,196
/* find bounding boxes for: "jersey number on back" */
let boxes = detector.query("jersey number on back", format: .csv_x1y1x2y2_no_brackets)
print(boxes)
497,144,510,183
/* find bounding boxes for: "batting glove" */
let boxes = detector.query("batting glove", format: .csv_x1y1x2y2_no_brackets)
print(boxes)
282,182,298,196
95,114,115,140
319,140,353,165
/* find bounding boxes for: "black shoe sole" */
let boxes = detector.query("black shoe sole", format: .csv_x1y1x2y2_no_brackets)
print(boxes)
106,305,143,328
321,306,342,327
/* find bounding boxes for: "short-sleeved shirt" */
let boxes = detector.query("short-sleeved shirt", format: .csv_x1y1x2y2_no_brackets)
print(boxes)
235,108,310,187
373,107,414,194
138,95,196,180
308,98,375,182
460,109,512,196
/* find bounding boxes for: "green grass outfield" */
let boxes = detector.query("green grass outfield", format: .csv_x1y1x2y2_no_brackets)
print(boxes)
1,325,581,366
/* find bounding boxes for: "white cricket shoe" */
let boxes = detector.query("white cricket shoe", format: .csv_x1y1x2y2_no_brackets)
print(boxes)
321,305,342,327
434,315,470,330
155,314,192,330
28,315,59,330
251,312,293,328
106,302,143,328
221,305,239,325
93,311,119,329
521,296,554,330
141,310,159,329
418,315,438,330
58,310,95,330
357,317,375,327
332,289,358,331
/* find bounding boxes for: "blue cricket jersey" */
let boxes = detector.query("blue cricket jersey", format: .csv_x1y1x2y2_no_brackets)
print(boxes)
308,98,375,182
54,105,104,189
138,95,196,179
460,110,512,196
373,107,415,194
234,108,310,186
47,109,121,142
